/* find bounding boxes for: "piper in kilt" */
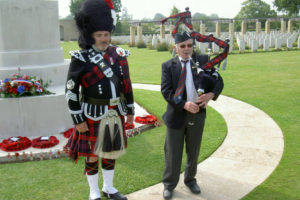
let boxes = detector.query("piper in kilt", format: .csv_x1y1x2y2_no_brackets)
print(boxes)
64,1,134,200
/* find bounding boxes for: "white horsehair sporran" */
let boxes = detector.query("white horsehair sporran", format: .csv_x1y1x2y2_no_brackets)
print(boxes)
94,109,125,159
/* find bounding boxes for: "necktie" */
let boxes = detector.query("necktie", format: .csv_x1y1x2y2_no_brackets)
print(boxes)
174,60,188,104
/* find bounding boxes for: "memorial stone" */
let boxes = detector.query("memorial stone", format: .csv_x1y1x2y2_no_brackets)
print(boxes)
275,38,282,49
264,38,270,51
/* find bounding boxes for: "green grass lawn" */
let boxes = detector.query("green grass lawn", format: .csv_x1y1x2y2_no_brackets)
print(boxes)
0,89,226,200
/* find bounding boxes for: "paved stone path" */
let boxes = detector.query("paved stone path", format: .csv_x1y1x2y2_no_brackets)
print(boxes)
128,83,284,200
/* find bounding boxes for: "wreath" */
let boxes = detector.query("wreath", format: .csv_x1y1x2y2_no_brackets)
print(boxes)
124,122,135,130
0,136,32,152
135,115,158,124
31,136,59,149
63,127,76,138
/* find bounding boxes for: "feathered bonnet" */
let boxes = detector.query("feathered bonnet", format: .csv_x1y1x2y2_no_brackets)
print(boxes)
75,0,117,49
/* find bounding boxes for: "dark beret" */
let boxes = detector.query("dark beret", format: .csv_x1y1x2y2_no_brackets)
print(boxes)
174,31,192,44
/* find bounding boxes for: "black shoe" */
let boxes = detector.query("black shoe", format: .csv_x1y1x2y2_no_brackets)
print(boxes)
102,191,127,200
163,189,173,200
186,183,201,194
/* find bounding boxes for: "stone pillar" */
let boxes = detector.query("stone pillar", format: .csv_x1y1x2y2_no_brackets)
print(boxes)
265,20,270,34
281,20,286,33
137,24,143,43
200,23,206,34
130,26,136,46
241,21,247,36
288,20,293,33
160,24,165,39
216,22,221,37
229,23,234,36
256,21,261,34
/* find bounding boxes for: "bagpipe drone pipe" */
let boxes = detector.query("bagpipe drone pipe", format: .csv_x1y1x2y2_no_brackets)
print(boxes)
161,7,230,95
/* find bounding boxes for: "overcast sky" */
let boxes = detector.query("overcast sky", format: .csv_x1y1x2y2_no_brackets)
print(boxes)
58,0,276,19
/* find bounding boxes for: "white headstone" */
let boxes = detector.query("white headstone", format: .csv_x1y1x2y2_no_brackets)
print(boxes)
275,38,282,49
287,38,293,49
212,43,219,54
152,35,158,48
263,38,270,51
269,37,275,47
239,40,245,52
198,42,206,54
251,40,258,52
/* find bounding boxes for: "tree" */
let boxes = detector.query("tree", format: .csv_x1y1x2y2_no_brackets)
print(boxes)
274,0,300,16
170,6,180,15
235,0,277,19
69,0,122,16
120,7,132,21
153,13,166,21
69,0,84,16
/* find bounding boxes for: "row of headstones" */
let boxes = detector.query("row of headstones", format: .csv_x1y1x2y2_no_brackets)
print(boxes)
236,31,300,52
112,31,300,53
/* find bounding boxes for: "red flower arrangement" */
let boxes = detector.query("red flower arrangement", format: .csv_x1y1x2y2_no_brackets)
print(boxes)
0,68,53,98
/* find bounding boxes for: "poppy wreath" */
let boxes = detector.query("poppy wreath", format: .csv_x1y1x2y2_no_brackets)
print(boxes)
124,122,135,130
134,115,158,125
32,136,59,149
63,127,76,138
0,136,32,152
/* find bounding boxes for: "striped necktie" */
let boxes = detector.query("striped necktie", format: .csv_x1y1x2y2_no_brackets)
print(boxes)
174,60,188,104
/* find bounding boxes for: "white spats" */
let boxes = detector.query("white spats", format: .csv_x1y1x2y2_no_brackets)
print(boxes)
102,169,118,194
86,173,101,199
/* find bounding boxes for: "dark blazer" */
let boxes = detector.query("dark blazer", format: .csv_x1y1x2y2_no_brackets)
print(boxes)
161,55,224,129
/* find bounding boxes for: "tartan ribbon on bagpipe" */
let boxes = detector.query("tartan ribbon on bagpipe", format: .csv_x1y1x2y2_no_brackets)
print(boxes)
161,8,229,70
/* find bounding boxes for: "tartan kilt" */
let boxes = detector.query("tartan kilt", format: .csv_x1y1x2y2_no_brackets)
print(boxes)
64,111,126,161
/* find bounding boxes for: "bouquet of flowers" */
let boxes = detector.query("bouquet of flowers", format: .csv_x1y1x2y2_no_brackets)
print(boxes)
0,69,53,98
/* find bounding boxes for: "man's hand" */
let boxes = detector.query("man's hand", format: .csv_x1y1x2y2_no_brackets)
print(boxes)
126,114,134,124
196,92,215,108
184,101,200,114
75,122,89,133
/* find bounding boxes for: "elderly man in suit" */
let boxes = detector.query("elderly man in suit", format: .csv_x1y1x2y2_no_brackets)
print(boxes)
160,31,224,199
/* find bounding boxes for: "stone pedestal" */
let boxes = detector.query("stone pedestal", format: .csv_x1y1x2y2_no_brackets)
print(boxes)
0,0,68,85
0,0,71,138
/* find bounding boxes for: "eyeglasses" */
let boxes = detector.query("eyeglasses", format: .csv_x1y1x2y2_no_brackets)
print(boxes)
179,44,193,48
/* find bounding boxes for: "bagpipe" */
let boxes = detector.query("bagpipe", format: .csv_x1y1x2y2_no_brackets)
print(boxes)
161,7,230,95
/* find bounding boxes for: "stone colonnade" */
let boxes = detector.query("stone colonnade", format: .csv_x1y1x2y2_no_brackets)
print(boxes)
128,19,298,46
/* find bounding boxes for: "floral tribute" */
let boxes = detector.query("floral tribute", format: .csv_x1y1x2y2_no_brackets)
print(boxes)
0,68,52,98
0,136,32,152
